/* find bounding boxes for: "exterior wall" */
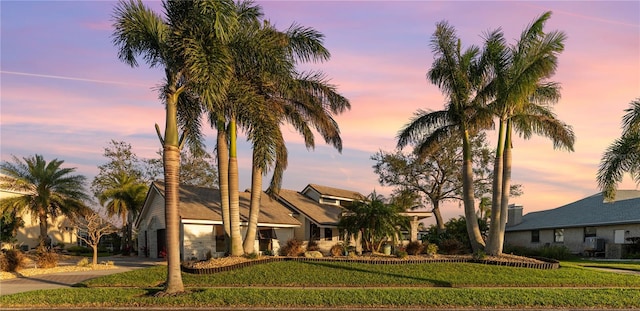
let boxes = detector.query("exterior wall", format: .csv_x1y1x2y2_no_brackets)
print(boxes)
182,223,215,261
273,228,293,255
137,192,165,259
505,223,640,256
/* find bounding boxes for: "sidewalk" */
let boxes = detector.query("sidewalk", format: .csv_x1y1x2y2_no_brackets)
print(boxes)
0,255,164,296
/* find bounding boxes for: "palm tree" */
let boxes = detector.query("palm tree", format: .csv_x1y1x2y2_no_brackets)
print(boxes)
112,0,238,293
0,154,90,247
483,12,575,255
598,98,640,201
97,172,148,255
397,21,492,252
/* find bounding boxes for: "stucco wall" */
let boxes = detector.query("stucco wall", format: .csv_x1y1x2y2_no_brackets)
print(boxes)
183,223,215,260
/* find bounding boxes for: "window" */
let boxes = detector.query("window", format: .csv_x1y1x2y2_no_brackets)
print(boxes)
554,229,564,243
324,228,333,241
531,230,540,243
322,198,337,205
310,223,320,241
584,227,597,241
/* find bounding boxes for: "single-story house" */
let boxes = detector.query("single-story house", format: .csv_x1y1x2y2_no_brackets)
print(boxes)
135,181,301,260
504,190,640,259
0,187,78,251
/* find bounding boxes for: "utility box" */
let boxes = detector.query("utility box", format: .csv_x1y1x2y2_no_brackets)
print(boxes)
584,237,605,254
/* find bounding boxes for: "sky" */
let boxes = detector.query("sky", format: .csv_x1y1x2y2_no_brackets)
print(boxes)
1,1,639,225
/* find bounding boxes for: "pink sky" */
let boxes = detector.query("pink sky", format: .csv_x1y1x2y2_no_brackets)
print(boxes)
1,1,639,225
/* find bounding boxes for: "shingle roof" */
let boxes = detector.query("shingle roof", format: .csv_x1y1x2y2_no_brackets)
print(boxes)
152,182,300,226
277,188,345,225
305,184,365,201
505,190,640,232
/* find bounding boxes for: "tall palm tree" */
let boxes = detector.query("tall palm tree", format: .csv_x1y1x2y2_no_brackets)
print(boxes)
483,12,575,255
112,0,238,293
397,21,492,252
0,154,90,247
97,172,148,255
598,98,640,201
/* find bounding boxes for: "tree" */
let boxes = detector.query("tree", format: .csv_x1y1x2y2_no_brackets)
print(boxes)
97,172,148,255
73,210,119,266
598,98,640,201
91,140,146,196
143,148,218,187
373,133,494,232
338,192,408,253
112,0,238,294
0,154,90,247
397,21,492,252
484,12,574,255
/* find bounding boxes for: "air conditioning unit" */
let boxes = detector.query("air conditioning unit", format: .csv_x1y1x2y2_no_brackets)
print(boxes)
584,236,605,252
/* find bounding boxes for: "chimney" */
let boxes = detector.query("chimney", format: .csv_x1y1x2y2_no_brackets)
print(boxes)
507,204,523,227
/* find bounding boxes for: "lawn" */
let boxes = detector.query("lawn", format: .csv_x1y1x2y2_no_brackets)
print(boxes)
1,260,639,309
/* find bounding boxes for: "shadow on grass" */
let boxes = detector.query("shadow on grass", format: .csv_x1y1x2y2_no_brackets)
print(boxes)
300,261,452,287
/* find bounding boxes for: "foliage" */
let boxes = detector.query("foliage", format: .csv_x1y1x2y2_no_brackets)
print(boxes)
91,140,147,196
0,154,90,246
0,249,28,272
279,239,304,257
35,246,58,268
338,191,408,252
306,240,320,252
330,242,347,257
422,216,488,254
405,241,424,255
0,210,24,244
503,244,575,260
472,249,487,260
395,250,408,258
425,243,438,256
439,239,465,255
77,257,91,267
598,98,640,200
244,252,259,260
143,148,218,187
67,245,92,255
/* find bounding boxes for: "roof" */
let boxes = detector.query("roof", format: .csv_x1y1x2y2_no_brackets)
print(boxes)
150,182,300,226
277,188,345,225
506,190,640,232
304,183,365,201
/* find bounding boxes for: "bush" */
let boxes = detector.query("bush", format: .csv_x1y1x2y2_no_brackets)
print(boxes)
280,239,304,257
439,238,464,255
330,243,346,257
424,243,438,256
306,240,320,252
396,250,408,259
244,252,259,260
504,244,574,260
77,257,90,267
0,249,28,272
472,249,487,260
405,241,424,255
67,245,91,255
36,247,58,268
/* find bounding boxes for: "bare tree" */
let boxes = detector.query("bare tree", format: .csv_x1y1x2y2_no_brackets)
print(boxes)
73,211,118,266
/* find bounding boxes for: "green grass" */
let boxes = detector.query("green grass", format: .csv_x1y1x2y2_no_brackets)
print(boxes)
563,259,640,272
83,260,640,288
2,259,640,308
2,288,640,309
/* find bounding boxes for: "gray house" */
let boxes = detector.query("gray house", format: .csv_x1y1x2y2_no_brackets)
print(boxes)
504,190,640,259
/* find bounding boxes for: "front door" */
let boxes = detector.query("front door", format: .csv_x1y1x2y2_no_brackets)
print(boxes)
157,229,166,258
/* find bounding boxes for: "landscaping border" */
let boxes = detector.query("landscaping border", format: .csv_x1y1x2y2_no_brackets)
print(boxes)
181,255,559,274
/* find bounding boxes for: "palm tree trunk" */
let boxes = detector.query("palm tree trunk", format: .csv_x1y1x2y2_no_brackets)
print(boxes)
497,121,513,254
216,120,231,252
228,117,244,256
162,91,184,294
243,152,262,254
487,119,506,255
462,129,485,252
38,209,48,248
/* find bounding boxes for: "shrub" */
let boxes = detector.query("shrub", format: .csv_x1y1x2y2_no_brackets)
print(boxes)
504,244,574,260
77,257,90,267
424,243,438,256
262,249,274,256
67,245,91,255
36,247,58,268
396,250,408,259
405,241,424,255
472,249,487,260
244,252,259,260
306,240,320,252
330,243,346,257
439,238,464,255
0,249,28,272
280,239,304,257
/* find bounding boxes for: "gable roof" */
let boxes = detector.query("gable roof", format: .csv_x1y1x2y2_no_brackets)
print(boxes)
506,190,640,232
303,183,365,201
146,182,300,227
277,188,345,226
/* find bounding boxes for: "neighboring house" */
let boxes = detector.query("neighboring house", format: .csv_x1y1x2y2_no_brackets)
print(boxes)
0,187,78,251
504,191,640,259
135,182,301,260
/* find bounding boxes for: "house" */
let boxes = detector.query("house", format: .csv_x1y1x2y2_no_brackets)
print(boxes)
0,187,78,251
504,191,640,259
134,181,301,260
